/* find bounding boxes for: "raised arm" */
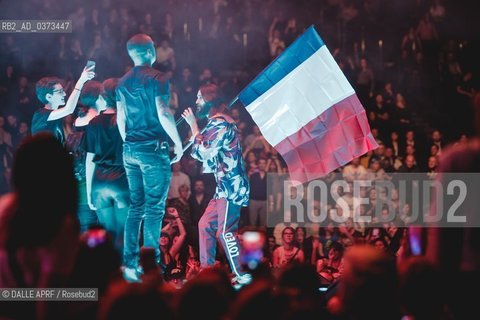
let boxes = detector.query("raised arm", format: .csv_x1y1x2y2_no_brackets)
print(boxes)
457,84,474,98
47,66,95,121
311,238,323,265
258,136,272,153
242,145,252,158
268,17,279,43
168,207,187,257
181,107,200,138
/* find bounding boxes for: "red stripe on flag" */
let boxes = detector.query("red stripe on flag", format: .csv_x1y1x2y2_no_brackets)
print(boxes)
275,94,378,183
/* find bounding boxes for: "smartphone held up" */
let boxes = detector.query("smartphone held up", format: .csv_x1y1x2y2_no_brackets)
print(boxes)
240,231,266,271
86,59,96,71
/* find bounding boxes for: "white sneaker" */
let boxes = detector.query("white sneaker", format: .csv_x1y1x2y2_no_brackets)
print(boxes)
122,267,141,283
136,265,144,276
232,274,252,290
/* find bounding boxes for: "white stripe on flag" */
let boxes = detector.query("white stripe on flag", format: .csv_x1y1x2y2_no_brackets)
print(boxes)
245,46,355,146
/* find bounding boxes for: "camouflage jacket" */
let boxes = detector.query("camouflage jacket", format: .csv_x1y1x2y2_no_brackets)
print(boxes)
191,115,250,206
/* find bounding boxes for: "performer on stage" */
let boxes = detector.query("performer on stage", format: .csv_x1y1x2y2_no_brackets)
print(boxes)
116,34,183,282
84,78,130,251
182,84,250,285
32,66,95,144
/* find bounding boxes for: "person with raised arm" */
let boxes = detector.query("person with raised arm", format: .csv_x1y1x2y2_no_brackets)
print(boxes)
182,84,250,287
31,65,95,144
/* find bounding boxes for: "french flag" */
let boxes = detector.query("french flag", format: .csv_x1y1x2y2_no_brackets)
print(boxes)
238,26,378,183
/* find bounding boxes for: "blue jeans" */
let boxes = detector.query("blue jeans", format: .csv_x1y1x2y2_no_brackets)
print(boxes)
92,167,130,252
123,140,171,268
91,166,130,210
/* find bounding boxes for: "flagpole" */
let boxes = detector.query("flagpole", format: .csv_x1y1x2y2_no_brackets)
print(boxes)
228,96,239,108
175,116,184,126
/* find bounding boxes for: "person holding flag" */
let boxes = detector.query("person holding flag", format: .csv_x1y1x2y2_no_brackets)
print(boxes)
181,84,251,286
180,25,377,286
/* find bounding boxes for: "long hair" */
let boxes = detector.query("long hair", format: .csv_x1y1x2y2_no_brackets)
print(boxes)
103,78,119,108
80,80,104,109
197,84,226,118
199,83,224,109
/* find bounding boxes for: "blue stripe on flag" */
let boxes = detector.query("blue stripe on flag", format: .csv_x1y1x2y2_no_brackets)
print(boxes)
238,25,325,107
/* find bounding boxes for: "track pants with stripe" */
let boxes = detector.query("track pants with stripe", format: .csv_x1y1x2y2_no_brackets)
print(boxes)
198,198,244,277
